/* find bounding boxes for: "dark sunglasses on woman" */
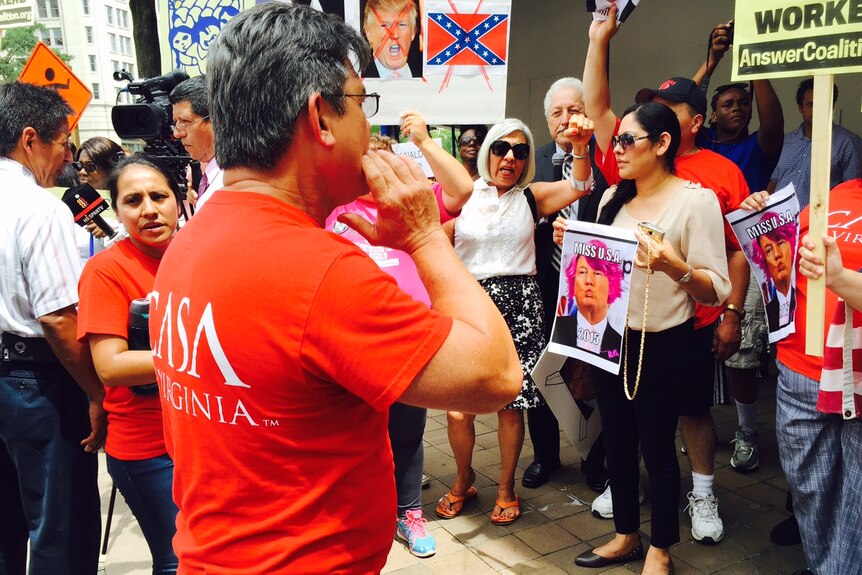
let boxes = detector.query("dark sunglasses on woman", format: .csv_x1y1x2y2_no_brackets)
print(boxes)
610,132,650,152
459,136,480,147
489,140,531,161
72,161,97,173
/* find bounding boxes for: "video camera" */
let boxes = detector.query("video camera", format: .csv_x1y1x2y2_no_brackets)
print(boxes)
111,69,197,215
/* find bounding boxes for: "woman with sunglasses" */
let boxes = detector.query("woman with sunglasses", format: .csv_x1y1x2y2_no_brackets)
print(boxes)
435,116,595,526
76,137,125,190
554,103,730,575
75,137,127,243
77,156,181,574
457,124,488,181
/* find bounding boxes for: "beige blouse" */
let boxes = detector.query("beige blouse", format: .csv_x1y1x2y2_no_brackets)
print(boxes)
598,181,731,333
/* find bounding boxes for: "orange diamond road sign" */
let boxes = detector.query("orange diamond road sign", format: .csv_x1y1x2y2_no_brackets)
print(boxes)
19,42,92,130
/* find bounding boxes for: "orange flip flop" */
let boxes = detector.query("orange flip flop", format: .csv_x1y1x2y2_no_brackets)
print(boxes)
490,497,521,525
435,486,478,519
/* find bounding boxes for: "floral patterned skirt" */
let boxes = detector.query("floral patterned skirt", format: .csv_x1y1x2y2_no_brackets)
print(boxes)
478,275,545,410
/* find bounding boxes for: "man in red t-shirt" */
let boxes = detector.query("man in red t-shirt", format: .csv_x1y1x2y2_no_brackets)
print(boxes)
583,5,749,546
149,5,522,574
743,181,862,575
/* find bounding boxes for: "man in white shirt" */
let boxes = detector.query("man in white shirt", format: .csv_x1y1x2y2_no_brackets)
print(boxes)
0,81,105,574
169,75,224,211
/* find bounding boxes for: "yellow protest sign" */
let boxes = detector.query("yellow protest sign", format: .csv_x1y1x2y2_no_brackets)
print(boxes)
732,0,862,80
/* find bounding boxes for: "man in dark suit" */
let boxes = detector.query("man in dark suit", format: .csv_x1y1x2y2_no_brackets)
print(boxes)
765,288,796,333
551,313,622,363
525,77,609,491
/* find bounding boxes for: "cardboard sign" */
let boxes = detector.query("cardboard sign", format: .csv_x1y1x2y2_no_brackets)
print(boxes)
0,0,33,29
19,42,92,130
391,138,442,177
732,0,862,80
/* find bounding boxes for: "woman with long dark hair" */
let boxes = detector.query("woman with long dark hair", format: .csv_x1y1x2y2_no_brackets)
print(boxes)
77,156,181,574
555,102,730,575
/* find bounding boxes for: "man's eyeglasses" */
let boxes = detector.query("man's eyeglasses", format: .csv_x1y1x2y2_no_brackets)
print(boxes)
489,140,530,161
344,93,380,118
611,133,650,151
170,115,210,133
72,161,97,173
459,136,480,147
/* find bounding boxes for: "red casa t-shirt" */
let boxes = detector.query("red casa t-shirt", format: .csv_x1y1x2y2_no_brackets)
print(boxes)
150,191,452,574
77,239,167,460
777,179,862,380
676,149,749,328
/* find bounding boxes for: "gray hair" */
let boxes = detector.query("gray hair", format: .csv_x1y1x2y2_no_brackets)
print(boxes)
477,118,536,190
207,3,371,170
0,82,72,157
543,77,584,121
169,75,209,118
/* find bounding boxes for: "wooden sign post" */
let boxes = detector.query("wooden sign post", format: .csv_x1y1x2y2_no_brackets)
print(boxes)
732,0,862,356
805,74,834,355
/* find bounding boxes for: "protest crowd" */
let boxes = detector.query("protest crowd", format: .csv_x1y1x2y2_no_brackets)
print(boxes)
3,2,862,575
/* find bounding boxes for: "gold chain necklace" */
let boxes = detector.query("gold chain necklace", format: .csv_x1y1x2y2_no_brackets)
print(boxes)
622,241,651,401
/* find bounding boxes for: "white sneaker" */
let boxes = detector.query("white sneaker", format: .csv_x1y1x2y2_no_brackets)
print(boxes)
590,483,646,519
686,491,724,544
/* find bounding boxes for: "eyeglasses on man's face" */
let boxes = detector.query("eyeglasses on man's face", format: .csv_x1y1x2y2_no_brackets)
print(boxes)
343,93,380,118
611,132,650,152
459,136,480,147
170,115,209,133
489,140,530,161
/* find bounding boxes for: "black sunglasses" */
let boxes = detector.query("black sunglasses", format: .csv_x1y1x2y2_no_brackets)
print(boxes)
489,140,530,160
459,136,480,147
72,161,97,173
611,133,650,151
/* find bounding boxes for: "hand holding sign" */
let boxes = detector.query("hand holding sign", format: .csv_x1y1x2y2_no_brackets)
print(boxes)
798,233,844,287
588,2,620,44
587,0,639,23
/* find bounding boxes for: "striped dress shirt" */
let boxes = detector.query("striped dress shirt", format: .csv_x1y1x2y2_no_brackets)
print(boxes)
0,157,82,338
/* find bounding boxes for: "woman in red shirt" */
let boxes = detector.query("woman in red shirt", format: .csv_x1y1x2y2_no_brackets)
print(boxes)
77,156,181,574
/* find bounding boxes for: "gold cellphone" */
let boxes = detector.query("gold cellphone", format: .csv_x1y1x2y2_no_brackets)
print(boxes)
638,222,666,243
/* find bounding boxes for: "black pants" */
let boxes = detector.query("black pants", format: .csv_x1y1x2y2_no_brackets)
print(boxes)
527,401,605,467
593,320,694,549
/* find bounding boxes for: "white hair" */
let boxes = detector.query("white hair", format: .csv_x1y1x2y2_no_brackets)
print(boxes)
543,77,584,120
477,118,535,191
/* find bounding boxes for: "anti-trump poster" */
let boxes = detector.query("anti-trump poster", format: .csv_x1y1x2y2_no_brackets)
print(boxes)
159,0,509,125
547,221,638,375
726,184,801,343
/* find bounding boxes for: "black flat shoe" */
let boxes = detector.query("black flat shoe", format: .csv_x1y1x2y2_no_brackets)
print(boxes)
521,460,560,489
574,541,644,568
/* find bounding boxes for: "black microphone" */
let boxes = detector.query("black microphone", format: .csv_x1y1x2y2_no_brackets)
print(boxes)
61,183,117,239
552,152,564,182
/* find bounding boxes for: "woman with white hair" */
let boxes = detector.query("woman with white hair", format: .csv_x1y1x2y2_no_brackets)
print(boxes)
435,116,595,525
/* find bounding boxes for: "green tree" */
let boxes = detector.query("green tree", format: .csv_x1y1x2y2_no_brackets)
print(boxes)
0,24,72,83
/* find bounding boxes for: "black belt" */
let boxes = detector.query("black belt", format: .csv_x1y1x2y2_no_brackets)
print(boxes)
1,332,59,365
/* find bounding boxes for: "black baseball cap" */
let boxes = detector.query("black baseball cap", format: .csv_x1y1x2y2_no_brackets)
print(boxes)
635,77,707,117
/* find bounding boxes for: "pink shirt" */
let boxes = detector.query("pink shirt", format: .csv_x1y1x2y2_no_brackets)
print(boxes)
326,183,457,307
